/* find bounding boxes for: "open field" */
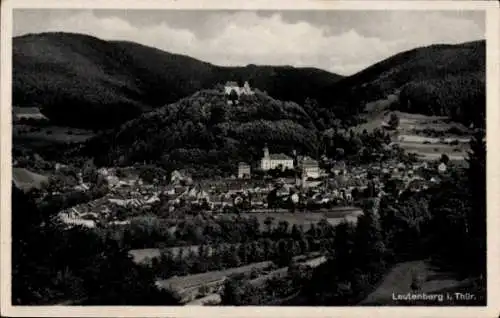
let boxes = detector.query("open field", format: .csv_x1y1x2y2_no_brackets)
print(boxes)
412,152,467,161
355,111,471,162
399,142,468,161
397,134,470,144
13,124,95,144
359,260,483,305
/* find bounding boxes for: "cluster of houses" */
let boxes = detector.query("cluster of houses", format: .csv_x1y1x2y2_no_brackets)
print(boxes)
54,168,163,228
12,106,48,122
52,148,451,229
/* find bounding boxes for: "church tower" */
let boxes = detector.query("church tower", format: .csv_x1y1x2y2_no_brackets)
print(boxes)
263,145,269,158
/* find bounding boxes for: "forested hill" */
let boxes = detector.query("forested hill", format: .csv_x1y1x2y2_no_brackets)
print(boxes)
13,32,343,129
83,89,320,176
14,32,485,129
326,40,485,126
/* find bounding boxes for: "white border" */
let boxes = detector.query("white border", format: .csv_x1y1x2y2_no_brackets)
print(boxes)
1,1,499,317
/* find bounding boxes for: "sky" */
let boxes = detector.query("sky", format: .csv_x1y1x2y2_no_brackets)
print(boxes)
13,9,485,75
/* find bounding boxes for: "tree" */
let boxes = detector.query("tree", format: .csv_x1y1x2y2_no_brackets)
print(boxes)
352,210,387,278
440,153,450,165
221,277,244,305
335,148,345,159
388,112,400,130
275,239,293,267
209,104,227,126
264,216,275,235
465,129,486,276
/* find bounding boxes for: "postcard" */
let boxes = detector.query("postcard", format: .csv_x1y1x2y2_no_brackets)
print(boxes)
1,0,499,317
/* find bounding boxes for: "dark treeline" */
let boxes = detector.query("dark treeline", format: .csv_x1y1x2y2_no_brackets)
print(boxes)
117,212,335,251
11,184,181,305
398,73,485,128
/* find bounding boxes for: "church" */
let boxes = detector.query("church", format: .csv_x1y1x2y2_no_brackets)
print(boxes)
260,146,294,171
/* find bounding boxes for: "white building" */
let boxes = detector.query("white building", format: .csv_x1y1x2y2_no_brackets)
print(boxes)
238,162,251,179
13,106,48,122
260,146,294,171
301,157,320,179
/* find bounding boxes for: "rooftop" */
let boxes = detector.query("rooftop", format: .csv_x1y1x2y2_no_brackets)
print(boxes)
302,159,319,166
268,153,293,160
13,106,44,115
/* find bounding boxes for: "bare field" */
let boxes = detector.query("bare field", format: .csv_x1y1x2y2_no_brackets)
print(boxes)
400,142,467,154
397,135,470,144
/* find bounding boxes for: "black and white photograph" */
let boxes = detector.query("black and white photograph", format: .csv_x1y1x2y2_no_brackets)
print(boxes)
1,0,499,317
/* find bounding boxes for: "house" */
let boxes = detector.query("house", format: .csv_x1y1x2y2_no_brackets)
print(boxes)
301,157,320,179
438,162,447,173
300,256,328,269
260,146,294,171
13,106,48,122
171,170,192,185
331,161,346,176
56,208,96,229
238,162,251,179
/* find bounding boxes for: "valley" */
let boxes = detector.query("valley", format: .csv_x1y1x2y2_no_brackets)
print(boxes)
11,30,486,307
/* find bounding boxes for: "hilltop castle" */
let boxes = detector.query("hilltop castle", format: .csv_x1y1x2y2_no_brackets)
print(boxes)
224,81,254,104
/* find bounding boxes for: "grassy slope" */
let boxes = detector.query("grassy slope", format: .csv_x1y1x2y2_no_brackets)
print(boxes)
354,111,472,161
12,167,49,192
359,260,485,305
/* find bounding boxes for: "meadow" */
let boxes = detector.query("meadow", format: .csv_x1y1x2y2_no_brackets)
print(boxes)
13,124,95,144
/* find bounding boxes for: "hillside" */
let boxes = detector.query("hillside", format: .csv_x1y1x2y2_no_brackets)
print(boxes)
82,89,319,177
14,32,485,130
327,40,485,126
13,32,342,129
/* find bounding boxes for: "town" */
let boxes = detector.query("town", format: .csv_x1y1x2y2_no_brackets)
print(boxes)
12,92,458,305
